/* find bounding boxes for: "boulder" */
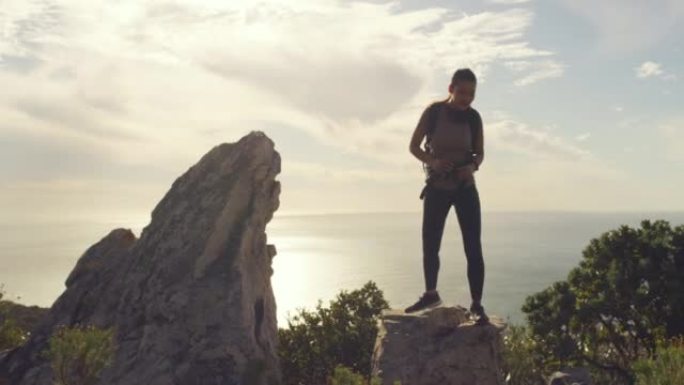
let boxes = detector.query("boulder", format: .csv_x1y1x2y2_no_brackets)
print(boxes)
371,306,507,385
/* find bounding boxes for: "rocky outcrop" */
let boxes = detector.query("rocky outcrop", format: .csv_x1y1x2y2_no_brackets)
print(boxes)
0,131,282,385
0,302,48,333
371,306,507,385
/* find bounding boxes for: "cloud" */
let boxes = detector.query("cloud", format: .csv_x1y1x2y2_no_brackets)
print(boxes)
635,61,678,80
2,0,567,168
0,0,63,59
0,0,576,218
503,59,565,86
13,97,144,142
485,110,591,161
636,61,664,78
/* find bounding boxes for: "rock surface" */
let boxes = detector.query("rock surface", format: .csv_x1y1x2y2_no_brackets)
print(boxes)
0,131,282,385
371,306,507,385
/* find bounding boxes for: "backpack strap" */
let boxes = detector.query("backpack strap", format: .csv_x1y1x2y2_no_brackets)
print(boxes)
424,101,442,151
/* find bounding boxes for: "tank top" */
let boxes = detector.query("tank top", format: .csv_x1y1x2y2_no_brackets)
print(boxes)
425,101,481,191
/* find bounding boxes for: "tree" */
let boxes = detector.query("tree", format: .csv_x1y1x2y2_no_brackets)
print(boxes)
521,219,684,385
278,280,390,385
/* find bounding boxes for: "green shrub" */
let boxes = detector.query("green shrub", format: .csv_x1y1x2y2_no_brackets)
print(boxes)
42,324,115,385
0,285,29,350
328,364,397,385
0,317,27,351
501,323,547,385
632,335,684,385
278,280,390,385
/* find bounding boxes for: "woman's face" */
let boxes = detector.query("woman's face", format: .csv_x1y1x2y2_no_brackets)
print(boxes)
449,80,476,108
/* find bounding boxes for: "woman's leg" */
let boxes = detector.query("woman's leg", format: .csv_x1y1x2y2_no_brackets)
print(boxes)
453,184,485,304
422,184,452,292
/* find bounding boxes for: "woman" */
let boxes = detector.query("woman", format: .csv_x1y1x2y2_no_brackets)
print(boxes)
405,68,489,325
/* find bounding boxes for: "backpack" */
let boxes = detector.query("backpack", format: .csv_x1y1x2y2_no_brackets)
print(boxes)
419,100,477,198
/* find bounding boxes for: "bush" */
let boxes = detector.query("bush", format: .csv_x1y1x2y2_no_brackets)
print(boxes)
42,324,115,385
632,335,684,385
0,317,26,351
0,285,29,350
501,324,547,385
521,219,684,385
328,365,388,385
278,280,390,385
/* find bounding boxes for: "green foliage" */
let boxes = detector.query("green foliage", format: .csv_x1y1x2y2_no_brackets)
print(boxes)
0,285,29,350
0,317,27,351
501,324,547,385
43,324,115,385
278,280,390,385
521,219,684,385
632,335,684,385
328,365,396,385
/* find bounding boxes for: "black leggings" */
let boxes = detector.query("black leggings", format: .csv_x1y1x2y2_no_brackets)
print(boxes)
420,182,484,303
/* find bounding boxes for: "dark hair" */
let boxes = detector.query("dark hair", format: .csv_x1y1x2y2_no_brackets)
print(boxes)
451,68,477,86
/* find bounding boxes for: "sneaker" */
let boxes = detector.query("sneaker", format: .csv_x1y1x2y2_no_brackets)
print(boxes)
404,291,442,313
469,302,490,325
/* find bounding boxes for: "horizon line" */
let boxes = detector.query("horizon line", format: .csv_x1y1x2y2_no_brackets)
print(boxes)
275,209,684,217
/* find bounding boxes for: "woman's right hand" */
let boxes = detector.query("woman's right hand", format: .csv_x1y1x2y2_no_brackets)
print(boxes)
428,158,455,173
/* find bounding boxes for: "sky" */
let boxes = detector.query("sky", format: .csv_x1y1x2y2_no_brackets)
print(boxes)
1,0,683,223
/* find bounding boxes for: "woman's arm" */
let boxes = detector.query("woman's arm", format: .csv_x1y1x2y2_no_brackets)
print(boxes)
471,110,484,170
409,105,436,165
455,110,484,177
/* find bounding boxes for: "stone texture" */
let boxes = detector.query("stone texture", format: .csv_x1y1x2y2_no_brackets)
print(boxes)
0,131,282,385
371,306,507,385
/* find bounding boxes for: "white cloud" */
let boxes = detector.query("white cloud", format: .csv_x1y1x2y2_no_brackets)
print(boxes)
0,0,566,167
636,61,664,78
635,61,677,80
503,59,565,86
575,132,590,141
485,110,591,161
0,0,596,218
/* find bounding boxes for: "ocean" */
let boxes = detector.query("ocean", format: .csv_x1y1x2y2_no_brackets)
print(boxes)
2,211,683,328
